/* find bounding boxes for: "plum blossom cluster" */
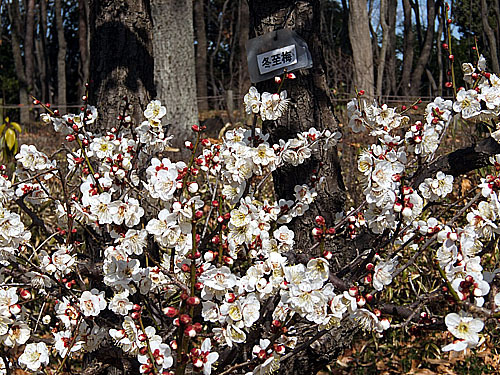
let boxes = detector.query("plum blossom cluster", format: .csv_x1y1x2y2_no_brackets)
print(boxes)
345,56,500,354
0,79,356,375
244,86,290,121
6,53,500,374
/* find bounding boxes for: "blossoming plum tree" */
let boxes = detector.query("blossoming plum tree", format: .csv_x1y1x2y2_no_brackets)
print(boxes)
3,2,500,375
4,48,500,374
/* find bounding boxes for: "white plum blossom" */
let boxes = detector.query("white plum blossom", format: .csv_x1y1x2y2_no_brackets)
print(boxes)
372,257,398,291
144,100,166,120
453,89,482,119
419,172,454,201
18,342,49,371
442,312,484,352
79,289,107,317
109,290,134,315
260,91,290,120
244,86,261,114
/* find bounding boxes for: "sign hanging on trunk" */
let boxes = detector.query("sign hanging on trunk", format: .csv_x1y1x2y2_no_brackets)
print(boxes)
246,29,313,83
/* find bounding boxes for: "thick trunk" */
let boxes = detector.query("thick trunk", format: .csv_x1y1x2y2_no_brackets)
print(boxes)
194,0,209,112
409,0,436,96
55,0,67,113
400,0,414,96
348,0,374,97
151,0,198,157
87,4,155,373
482,0,500,73
78,0,90,99
88,0,155,131
248,1,356,374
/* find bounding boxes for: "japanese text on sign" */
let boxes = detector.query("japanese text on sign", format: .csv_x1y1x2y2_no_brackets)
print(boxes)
256,45,297,75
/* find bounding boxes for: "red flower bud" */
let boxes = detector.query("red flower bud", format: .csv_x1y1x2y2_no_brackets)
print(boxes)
315,215,325,226
163,307,178,317
180,314,192,325
187,296,200,306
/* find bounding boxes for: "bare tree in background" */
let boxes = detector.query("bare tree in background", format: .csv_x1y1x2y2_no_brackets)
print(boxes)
6,0,35,124
78,0,90,99
55,0,67,113
194,0,209,112
348,0,374,97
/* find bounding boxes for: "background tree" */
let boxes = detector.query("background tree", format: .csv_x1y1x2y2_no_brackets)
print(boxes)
194,0,209,112
348,0,375,97
55,0,67,114
88,0,155,130
151,0,199,155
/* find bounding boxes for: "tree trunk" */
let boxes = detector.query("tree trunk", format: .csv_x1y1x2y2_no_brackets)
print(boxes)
151,0,199,157
348,0,374,97
376,0,389,99
238,0,250,111
400,0,414,96
25,0,35,101
209,0,230,110
88,0,155,131
55,0,67,114
78,0,90,99
248,1,357,374
6,0,29,124
38,0,49,103
482,0,500,73
385,0,398,96
194,0,209,112
409,0,436,96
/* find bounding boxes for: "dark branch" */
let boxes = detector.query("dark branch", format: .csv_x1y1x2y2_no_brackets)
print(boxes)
412,136,500,187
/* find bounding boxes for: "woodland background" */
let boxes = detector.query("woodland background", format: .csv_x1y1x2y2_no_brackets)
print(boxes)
2,0,500,125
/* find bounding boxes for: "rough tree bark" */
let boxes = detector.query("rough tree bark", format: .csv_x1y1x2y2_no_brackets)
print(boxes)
87,4,156,373
194,0,209,112
151,0,199,156
348,0,374,97
88,0,155,131
245,1,358,374
55,0,67,113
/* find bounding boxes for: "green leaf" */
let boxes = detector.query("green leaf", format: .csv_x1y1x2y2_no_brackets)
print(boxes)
5,128,16,150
